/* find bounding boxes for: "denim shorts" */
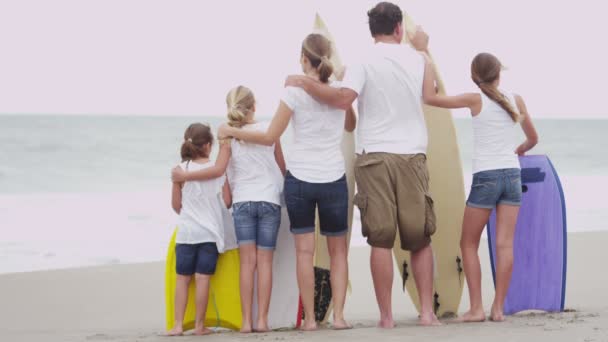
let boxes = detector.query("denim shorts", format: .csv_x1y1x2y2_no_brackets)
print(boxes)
175,242,219,276
232,201,281,250
467,168,522,209
284,171,348,236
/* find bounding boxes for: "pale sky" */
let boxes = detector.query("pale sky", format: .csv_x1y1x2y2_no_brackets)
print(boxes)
0,0,605,118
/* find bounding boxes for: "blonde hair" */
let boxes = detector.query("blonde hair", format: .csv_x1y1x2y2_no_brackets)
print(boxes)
471,53,521,122
302,34,333,83
226,85,255,128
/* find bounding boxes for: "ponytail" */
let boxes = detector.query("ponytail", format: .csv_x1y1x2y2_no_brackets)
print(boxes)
477,82,521,122
471,52,521,123
302,34,333,84
180,139,198,162
317,56,334,84
227,105,248,128
180,123,213,162
226,86,255,128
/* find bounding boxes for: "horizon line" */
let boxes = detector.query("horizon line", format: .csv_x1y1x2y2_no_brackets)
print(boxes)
1,112,607,120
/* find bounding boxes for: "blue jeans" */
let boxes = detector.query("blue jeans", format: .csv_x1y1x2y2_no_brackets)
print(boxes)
467,168,522,209
232,201,281,250
175,242,219,276
284,171,348,236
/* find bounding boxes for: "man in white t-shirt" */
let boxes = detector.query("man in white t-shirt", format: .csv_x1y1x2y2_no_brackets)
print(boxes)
284,2,439,327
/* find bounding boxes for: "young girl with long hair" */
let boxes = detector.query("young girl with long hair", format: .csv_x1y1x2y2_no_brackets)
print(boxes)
422,52,539,322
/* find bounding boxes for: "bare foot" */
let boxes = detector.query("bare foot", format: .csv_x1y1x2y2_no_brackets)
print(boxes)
254,317,270,333
240,322,253,333
419,313,442,326
489,312,505,322
455,310,486,323
165,326,183,336
193,328,213,336
332,318,352,330
300,319,317,331
490,304,505,322
377,318,395,329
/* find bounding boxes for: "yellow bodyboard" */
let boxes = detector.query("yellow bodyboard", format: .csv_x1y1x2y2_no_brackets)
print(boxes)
165,228,242,331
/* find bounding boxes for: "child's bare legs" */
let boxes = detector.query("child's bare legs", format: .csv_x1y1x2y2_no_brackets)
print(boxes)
327,235,350,329
295,233,317,331
239,244,257,333
167,275,191,336
194,273,212,335
255,249,273,332
491,204,519,322
459,206,492,323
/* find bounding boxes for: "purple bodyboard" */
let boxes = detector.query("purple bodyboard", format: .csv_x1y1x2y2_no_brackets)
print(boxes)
487,155,567,314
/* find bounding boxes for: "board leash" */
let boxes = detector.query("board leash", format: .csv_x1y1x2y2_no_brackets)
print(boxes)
456,256,463,284
433,292,440,315
402,261,409,290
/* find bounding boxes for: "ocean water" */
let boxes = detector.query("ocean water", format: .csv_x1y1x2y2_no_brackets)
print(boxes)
0,115,606,274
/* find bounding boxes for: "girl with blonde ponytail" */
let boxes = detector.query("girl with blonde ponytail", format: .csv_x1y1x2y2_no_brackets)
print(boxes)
226,85,256,128
175,85,287,333
220,33,356,331
421,52,539,322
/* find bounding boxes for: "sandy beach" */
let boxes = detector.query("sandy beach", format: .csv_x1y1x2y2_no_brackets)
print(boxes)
1,232,606,342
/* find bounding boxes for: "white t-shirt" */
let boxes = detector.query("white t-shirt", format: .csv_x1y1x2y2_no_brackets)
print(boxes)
342,42,428,155
176,160,235,252
472,91,521,173
282,83,346,183
227,122,283,205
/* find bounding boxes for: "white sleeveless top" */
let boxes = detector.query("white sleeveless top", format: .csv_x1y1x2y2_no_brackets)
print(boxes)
227,122,283,205
472,91,521,174
176,160,236,252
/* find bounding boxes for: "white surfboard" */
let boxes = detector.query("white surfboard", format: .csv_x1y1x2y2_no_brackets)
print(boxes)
391,13,466,318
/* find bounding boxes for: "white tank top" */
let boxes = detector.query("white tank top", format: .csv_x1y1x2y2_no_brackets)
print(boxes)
227,122,283,205
176,160,235,252
472,91,521,174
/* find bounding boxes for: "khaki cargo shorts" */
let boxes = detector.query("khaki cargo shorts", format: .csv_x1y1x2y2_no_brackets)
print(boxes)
354,152,436,252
